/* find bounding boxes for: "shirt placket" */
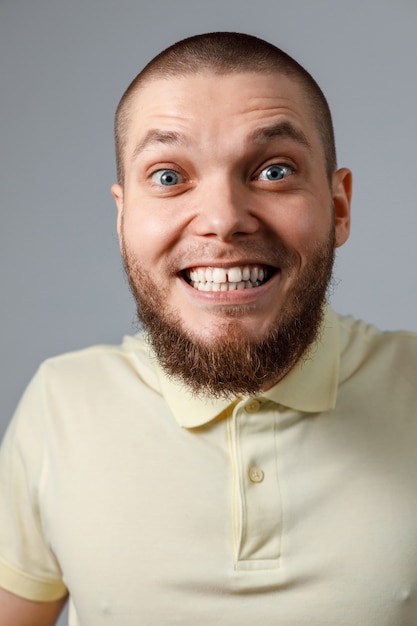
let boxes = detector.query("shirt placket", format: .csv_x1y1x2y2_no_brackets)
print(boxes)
230,398,283,570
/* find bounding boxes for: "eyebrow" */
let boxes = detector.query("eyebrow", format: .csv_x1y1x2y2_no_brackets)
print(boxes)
131,120,312,162
250,121,312,152
131,129,187,161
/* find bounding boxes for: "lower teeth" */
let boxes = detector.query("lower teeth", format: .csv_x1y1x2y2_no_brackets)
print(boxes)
192,280,261,292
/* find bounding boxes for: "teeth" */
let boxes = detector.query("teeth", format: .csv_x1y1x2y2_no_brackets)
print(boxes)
212,267,227,283
187,264,270,292
228,267,242,283
193,281,257,292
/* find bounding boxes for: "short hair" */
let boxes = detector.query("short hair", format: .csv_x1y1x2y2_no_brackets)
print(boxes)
114,32,336,184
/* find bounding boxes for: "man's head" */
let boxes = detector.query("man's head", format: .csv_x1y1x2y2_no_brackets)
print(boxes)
112,32,351,398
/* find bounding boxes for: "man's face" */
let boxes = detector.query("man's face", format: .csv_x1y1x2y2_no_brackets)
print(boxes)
112,71,351,395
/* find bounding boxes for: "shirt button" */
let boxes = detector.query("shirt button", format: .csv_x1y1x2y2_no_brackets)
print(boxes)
248,466,264,483
245,399,261,413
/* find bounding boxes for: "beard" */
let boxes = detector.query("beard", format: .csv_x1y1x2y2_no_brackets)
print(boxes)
121,228,335,400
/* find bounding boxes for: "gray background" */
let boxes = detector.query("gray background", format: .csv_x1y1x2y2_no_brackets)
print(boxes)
0,1,416,621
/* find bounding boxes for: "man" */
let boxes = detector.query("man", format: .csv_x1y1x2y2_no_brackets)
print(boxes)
0,32,416,625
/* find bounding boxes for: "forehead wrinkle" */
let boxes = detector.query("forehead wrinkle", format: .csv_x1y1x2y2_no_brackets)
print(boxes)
131,129,189,162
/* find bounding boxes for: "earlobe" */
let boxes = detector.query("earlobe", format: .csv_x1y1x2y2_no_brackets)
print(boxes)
111,183,124,237
332,168,352,248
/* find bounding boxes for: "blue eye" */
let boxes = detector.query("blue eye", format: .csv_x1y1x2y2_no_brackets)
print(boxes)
258,164,293,181
151,169,182,186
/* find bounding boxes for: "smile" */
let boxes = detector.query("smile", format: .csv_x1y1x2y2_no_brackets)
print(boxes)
183,264,273,292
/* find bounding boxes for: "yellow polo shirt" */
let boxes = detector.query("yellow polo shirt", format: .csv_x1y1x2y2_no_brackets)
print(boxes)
0,306,416,624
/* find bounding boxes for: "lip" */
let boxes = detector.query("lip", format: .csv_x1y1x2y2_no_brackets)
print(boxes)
179,260,278,276
180,260,273,269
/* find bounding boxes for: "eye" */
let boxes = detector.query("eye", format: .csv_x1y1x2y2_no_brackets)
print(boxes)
257,164,293,181
151,169,183,186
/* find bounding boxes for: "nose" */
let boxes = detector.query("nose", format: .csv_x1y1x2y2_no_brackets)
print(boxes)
192,176,260,242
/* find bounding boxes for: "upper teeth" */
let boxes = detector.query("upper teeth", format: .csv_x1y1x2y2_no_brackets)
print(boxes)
187,265,266,291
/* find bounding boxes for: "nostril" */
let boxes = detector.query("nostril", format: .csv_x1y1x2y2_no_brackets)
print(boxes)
192,200,260,240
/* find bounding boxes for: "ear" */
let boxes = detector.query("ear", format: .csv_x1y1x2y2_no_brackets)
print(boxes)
111,183,124,238
332,168,352,248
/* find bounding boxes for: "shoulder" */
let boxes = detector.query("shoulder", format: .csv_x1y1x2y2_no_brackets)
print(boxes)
336,311,417,353
8,334,161,437
37,333,159,392
334,310,417,388
39,334,145,373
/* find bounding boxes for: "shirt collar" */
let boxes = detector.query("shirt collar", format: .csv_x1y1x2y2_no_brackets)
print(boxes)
142,305,340,429
262,305,340,413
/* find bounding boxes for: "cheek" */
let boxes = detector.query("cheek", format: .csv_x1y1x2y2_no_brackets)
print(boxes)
268,198,331,256
121,205,177,263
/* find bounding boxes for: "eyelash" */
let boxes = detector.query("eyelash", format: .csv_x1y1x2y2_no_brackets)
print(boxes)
256,163,295,182
151,169,184,187
148,161,296,189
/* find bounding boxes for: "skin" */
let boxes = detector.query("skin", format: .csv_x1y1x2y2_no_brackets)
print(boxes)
0,588,67,626
112,71,351,348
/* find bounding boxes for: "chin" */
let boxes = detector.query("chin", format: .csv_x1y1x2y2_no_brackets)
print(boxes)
182,312,276,347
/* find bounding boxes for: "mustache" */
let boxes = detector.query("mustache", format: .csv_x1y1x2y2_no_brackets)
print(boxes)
164,239,299,272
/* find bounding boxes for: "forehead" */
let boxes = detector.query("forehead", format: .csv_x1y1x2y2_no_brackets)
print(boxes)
125,71,321,159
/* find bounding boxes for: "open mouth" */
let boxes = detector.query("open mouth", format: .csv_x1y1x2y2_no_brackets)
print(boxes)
182,264,275,292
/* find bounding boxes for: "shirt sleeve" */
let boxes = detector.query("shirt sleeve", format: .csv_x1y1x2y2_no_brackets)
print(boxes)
0,367,68,601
